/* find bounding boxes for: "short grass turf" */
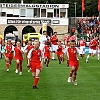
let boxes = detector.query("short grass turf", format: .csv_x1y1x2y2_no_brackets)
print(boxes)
0,55,100,100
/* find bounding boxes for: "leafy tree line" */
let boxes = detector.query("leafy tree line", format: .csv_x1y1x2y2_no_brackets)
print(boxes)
0,0,99,17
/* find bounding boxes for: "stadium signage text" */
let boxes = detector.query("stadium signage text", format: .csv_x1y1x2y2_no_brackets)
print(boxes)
0,3,60,8
7,19,51,24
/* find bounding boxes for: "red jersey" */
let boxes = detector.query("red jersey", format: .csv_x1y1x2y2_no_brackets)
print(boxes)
44,45,50,55
5,44,14,58
27,45,34,53
70,35,76,41
57,45,63,52
89,39,98,50
28,48,43,63
44,45,51,59
64,36,70,44
50,35,58,45
14,46,23,60
67,47,79,62
78,40,85,46
57,45,64,57
24,45,34,54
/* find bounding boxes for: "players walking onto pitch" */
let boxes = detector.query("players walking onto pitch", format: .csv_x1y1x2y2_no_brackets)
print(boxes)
14,41,24,75
86,36,98,63
78,37,86,58
1,31,82,88
23,39,34,72
50,32,58,60
2,39,14,72
27,40,44,89
43,41,51,67
57,41,64,64
65,40,79,85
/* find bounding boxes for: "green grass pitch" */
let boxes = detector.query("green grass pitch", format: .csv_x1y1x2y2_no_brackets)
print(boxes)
0,55,100,100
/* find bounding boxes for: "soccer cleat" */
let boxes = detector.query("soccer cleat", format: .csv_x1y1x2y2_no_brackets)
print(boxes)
6,69,9,72
59,62,61,64
33,86,38,89
86,60,88,63
68,77,72,82
15,69,18,74
52,58,56,60
52,57,54,60
44,61,46,64
28,69,30,72
44,59,47,64
46,64,48,67
19,72,22,75
73,81,77,86
67,64,69,67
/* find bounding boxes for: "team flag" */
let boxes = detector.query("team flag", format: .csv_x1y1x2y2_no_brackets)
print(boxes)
98,0,100,11
82,0,85,12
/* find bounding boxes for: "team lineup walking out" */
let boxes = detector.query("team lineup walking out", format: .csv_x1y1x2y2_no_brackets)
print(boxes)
1,19,100,89
27,40,44,89
14,41,24,75
23,39,34,72
65,40,79,85
1,39,14,72
86,36,98,63
50,32,58,60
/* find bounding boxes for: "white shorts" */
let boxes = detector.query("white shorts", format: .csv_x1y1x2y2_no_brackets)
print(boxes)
79,46,85,54
89,48,97,54
40,44,45,51
51,44,58,52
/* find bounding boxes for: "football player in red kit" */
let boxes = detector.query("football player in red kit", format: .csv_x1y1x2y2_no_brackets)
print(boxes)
14,41,24,75
78,38,86,58
43,41,51,67
27,40,44,89
64,33,70,46
56,41,64,64
50,32,58,60
66,40,79,85
23,39,34,72
86,36,98,63
2,39,14,72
